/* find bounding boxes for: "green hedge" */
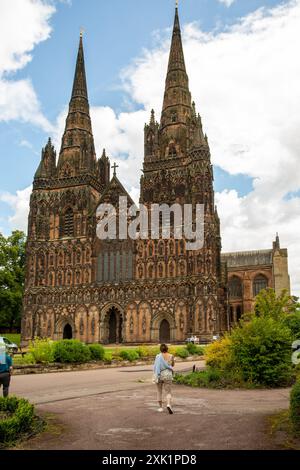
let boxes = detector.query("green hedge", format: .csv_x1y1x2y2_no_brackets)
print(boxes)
88,344,105,361
0,396,35,444
53,340,91,363
175,347,189,359
118,349,140,362
290,380,300,435
186,343,205,356
29,338,54,364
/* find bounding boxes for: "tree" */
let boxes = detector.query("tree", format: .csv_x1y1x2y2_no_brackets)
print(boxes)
253,288,300,322
0,231,26,332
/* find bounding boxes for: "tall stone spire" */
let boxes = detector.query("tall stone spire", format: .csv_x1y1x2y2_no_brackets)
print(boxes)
160,6,191,131
159,6,205,153
71,33,88,101
57,33,97,178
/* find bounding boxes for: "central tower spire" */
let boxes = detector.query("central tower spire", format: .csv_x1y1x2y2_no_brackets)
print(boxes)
160,6,191,133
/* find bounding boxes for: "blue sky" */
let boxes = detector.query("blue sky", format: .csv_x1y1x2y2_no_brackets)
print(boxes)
0,0,300,293
0,0,280,203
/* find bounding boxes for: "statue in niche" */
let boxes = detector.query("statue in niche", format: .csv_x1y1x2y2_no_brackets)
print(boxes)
80,318,84,336
142,315,147,334
91,317,95,336
138,265,143,278
130,316,134,334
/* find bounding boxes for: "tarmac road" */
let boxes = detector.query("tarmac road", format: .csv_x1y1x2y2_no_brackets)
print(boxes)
10,360,204,405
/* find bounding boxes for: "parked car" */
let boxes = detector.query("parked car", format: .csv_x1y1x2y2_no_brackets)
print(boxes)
185,336,200,344
0,337,19,354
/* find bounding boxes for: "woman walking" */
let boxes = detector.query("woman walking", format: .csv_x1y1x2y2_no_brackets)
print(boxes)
153,344,175,414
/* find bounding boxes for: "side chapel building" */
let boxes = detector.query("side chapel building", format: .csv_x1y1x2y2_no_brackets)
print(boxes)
21,7,290,345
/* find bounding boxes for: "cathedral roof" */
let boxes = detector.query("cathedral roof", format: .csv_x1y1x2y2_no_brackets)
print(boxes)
221,250,273,268
98,174,136,209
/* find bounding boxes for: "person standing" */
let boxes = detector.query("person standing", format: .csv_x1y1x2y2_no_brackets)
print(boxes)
0,347,13,398
153,344,175,414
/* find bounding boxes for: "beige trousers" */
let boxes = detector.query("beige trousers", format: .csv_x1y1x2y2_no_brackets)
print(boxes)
156,381,172,406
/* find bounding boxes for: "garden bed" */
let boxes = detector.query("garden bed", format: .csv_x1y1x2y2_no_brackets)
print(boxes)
0,396,44,448
13,354,203,375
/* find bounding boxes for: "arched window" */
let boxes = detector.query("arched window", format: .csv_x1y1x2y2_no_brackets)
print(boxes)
237,306,243,322
228,276,243,299
253,274,268,297
64,208,74,237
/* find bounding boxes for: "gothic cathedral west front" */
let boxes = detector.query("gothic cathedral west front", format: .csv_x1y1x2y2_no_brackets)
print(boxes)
21,7,290,346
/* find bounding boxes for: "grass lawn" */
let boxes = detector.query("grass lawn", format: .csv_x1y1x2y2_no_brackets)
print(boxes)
0,333,21,346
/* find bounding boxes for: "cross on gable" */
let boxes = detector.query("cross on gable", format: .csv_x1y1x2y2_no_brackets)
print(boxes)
112,162,119,176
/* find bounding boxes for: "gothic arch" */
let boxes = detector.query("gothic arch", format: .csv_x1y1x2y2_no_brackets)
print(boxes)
252,273,269,297
228,275,243,299
151,311,176,343
100,302,125,344
56,315,76,341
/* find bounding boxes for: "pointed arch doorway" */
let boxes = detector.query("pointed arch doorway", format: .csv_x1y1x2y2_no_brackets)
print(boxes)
107,306,123,344
159,319,170,343
63,323,73,340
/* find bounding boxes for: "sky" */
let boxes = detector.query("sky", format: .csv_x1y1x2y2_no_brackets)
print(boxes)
0,0,299,295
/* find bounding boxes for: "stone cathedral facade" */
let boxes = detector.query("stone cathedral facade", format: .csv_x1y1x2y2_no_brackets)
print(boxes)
21,8,290,346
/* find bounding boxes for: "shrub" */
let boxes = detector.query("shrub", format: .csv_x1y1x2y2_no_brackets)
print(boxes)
53,340,91,363
205,336,234,370
290,380,300,435
186,343,205,356
118,349,140,362
104,351,112,363
230,316,293,386
0,396,35,444
29,338,54,364
174,368,246,389
13,353,36,366
283,312,300,340
88,344,105,361
174,347,189,359
136,346,151,358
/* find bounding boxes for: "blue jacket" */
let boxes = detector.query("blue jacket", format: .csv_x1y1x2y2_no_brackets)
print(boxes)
0,353,13,373
153,353,173,377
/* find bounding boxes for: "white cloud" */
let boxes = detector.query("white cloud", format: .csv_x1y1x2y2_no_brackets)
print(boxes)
218,0,236,7
0,0,55,131
4,0,300,296
0,186,32,233
114,0,300,295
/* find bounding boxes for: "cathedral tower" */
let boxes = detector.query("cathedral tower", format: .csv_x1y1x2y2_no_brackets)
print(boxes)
139,5,227,339
22,35,110,344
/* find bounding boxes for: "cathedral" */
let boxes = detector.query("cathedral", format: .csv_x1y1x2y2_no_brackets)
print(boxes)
21,7,290,346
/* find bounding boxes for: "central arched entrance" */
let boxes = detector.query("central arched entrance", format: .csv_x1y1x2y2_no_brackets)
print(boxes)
63,323,73,340
107,307,123,344
160,319,170,343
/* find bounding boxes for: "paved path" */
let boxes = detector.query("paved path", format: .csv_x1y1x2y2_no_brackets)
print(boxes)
10,360,204,405
9,362,290,450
